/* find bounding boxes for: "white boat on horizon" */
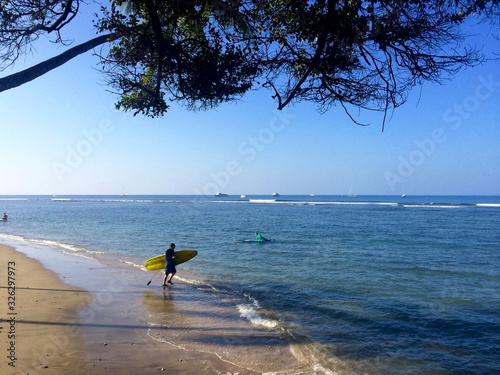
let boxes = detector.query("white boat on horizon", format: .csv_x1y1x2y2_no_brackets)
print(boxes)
215,192,228,197
348,184,357,198
240,194,246,198
272,192,280,196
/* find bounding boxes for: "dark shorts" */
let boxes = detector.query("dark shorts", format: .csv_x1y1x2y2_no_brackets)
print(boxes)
165,260,176,275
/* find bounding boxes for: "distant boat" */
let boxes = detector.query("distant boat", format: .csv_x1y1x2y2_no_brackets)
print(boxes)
215,192,228,197
272,192,280,196
402,194,407,198
348,184,357,198
120,186,127,197
240,194,246,198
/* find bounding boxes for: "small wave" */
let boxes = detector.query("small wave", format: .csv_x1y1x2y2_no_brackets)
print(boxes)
0,233,26,242
312,201,398,206
313,363,343,375
236,296,280,329
120,259,145,270
177,276,205,286
246,199,401,207
52,198,137,203
477,203,500,207
0,233,101,261
402,204,464,209
237,304,279,329
249,199,277,203
29,239,106,255
51,198,187,204
0,198,28,201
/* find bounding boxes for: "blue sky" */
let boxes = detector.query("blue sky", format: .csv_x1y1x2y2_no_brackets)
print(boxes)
0,7,499,196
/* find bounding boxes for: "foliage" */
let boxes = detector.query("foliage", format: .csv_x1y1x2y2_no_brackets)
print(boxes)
256,0,499,126
0,0,499,125
95,0,261,116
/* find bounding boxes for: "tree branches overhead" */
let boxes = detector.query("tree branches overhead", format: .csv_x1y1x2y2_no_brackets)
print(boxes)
94,0,261,117
0,0,80,67
0,0,499,125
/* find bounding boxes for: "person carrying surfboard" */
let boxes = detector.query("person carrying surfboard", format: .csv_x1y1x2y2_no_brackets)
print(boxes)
162,243,176,286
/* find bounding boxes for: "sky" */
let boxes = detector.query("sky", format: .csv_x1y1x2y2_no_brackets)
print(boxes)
0,6,499,196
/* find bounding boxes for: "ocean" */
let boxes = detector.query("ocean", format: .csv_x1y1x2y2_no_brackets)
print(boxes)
1,195,499,374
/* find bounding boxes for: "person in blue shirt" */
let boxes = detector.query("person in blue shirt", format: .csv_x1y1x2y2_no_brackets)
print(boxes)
162,243,176,286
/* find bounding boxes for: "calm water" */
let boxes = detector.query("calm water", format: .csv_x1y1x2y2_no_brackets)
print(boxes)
1,195,499,374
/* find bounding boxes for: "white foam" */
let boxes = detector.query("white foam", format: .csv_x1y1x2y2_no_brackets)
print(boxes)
313,363,341,375
236,299,279,329
0,233,100,261
0,233,26,242
51,198,190,204
120,259,145,269
311,201,398,206
403,204,463,209
172,275,204,286
29,238,106,255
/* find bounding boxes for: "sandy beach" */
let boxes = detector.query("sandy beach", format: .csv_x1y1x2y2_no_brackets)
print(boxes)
0,243,310,375
0,244,93,374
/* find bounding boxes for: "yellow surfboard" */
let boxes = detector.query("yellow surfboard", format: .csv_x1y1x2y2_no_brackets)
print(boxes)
144,250,198,270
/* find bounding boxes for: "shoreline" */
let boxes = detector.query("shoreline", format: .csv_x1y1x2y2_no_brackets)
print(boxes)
0,244,93,374
0,242,314,374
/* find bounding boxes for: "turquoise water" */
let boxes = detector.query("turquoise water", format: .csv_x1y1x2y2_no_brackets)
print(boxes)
1,195,499,374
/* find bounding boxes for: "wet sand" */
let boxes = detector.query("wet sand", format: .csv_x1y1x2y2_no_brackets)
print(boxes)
0,243,310,374
0,244,93,374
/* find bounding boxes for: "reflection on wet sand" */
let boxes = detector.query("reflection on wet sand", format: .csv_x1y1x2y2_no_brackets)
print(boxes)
141,284,308,374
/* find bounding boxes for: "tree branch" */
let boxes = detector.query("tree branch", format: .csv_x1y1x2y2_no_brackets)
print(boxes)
277,0,335,110
0,32,118,92
143,0,166,98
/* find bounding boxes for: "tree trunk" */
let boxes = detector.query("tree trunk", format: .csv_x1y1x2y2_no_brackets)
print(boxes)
0,33,118,92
